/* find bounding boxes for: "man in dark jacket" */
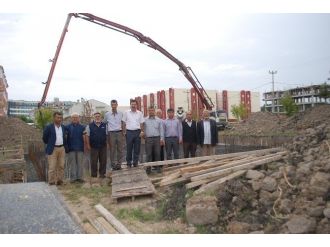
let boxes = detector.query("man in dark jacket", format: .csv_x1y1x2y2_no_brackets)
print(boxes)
85,112,107,178
66,113,85,183
197,110,218,156
182,110,197,158
42,111,67,185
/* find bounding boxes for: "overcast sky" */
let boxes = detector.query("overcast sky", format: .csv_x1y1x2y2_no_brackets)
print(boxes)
1,1,330,106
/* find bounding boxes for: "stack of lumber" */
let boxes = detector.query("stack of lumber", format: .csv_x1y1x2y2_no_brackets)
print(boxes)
143,148,287,194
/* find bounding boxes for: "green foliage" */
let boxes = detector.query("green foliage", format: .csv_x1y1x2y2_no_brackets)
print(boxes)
117,207,158,222
279,93,298,116
230,103,247,121
34,108,53,129
319,82,330,101
19,115,34,123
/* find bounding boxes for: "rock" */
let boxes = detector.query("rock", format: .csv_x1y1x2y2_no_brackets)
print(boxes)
296,162,312,176
246,170,265,180
261,177,277,192
308,206,324,217
227,221,250,234
323,208,330,218
82,183,91,189
279,199,293,214
286,215,316,234
303,153,314,162
186,195,219,225
259,190,274,207
251,181,262,191
309,172,330,197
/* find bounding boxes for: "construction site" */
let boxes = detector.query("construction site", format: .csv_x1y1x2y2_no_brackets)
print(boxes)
1,11,330,235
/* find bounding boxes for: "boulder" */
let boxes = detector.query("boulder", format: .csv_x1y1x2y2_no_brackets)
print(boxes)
308,206,325,217
279,199,293,214
323,208,330,219
246,170,265,180
251,181,262,191
227,221,250,234
261,177,277,192
186,195,219,225
309,172,330,197
286,215,316,234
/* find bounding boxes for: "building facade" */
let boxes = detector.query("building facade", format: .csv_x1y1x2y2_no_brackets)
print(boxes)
8,98,74,119
263,84,330,113
0,65,9,117
134,88,260,120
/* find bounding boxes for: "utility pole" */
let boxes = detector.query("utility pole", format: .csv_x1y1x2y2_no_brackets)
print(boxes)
269,70,277,113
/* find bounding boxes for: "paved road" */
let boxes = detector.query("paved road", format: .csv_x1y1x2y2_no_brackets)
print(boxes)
0,182,81,234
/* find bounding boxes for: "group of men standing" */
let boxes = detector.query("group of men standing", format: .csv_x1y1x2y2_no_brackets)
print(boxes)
42,99,218,185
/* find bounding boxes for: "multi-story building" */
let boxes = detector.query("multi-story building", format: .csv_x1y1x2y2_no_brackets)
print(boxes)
263,84,330,113
134,88,260,120
8,98,74,119
0,65,9,117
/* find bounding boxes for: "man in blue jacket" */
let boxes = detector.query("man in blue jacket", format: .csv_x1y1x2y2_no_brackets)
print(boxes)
42,111,67,185
85,112,108,178
66,113,86,183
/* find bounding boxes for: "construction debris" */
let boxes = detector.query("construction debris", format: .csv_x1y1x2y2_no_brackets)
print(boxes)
145,148,287,193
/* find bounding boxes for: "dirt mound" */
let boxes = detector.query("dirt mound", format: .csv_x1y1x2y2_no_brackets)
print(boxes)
0,117,42,148
224,104,330,137
214,122,330,233
282,104,330,131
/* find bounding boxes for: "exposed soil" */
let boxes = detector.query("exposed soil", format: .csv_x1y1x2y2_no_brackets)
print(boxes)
0,116,41,148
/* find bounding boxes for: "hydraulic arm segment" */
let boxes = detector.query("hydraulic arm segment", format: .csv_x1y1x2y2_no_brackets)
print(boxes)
38,13,214,110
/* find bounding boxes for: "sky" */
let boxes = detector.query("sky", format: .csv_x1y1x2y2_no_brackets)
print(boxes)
1,1,330,106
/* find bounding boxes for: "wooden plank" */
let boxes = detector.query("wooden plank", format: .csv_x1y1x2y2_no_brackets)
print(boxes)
191,153,286,182
159,177,188,187
87,216,104,234
142,147,283,167
83,222,99,234
96,217,118,234
95,204,132,234
115,185,148,192
194,170,247,195
181,154,272,179
159,171,181,186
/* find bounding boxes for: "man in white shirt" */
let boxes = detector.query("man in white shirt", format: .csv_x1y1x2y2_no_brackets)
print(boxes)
105,99,124,170
122,99,145,167
197,110,218,156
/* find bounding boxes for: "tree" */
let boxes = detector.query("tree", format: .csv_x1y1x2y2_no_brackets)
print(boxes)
34,108,53,129
319,82,330,103
280,93,298,116
19,115,34,123
231,103,247,121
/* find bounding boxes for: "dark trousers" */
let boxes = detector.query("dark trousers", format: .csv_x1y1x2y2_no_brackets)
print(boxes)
152,145,164,161
183,142,197,158
165,137,179,160
90,145,107,177
126,130,141,166
146,137,160,162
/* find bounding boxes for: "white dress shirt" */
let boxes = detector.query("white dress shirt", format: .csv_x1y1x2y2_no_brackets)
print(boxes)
203,120,211,145
122,110,145,130
54,125,63,145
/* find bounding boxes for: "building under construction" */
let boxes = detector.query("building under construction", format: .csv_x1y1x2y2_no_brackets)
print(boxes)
263,84,330,113
134,88,260,120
